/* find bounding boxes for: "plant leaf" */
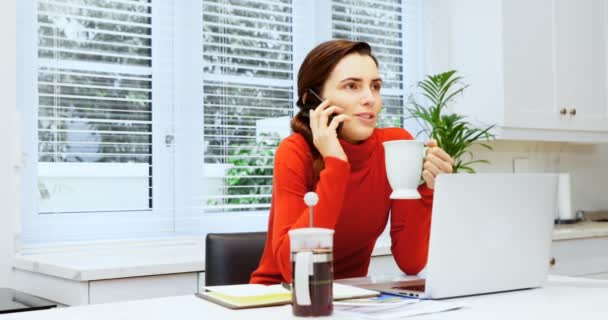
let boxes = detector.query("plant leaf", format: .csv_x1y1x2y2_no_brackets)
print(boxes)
406,70,495,172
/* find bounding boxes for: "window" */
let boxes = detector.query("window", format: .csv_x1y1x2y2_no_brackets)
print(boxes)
201,0,294,214
20,0,175,243
19,0,419,244
36,0,154,213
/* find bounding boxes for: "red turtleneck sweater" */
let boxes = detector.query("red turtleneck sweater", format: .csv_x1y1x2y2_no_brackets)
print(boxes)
250,127,434,285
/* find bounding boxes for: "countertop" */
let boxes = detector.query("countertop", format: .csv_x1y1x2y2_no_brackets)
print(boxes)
13,222,608,282
13,237,394,282
553,221,608,240
13,238,206,281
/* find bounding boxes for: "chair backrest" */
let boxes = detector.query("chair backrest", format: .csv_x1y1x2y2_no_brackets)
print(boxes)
204,232,267,286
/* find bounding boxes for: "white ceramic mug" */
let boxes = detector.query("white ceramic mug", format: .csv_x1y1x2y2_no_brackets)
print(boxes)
383,140,426,199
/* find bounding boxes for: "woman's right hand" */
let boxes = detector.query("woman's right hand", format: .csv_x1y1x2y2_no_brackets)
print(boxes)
309,99,352,162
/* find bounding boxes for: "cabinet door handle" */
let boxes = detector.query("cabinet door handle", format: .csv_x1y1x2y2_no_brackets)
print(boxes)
569,108,576,116
559,108,567,115
549,257,556,267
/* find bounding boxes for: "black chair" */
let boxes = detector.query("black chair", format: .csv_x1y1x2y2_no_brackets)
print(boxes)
205,232,267,286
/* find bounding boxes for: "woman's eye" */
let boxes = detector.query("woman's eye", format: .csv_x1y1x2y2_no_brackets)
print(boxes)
345,83,358,90
372,83,382,91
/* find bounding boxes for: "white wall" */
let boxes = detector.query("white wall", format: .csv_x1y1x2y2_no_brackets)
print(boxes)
470,141,608,213
0,0,18,288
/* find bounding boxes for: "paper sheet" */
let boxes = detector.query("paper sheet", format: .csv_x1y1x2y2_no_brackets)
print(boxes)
335,299,463,319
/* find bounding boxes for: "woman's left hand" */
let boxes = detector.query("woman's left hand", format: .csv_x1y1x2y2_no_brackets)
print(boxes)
422,139,454,189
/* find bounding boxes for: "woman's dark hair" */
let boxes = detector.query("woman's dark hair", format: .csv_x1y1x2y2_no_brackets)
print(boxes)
291,39,378,186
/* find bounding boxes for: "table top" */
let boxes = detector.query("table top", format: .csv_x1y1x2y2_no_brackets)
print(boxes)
1,276,606,320
0,288,56,314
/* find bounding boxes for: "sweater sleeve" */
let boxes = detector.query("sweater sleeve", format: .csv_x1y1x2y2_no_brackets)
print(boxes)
271,145,350,282
377,127,434,274
389,183,434,275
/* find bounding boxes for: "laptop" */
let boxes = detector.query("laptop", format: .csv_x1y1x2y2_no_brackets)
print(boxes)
359,173,558,299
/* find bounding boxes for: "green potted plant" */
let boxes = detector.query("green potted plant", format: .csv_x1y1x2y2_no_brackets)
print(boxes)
407,70,495,173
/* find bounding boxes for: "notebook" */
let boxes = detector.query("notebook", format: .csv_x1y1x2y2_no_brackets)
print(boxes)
196,283,380,309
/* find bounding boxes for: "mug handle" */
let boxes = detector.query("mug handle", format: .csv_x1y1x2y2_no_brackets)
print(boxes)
294,251,313,306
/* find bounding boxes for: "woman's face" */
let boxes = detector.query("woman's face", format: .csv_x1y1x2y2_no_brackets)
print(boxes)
321,53,382,144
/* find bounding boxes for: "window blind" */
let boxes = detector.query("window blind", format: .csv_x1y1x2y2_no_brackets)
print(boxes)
36,0,154,213
331,0,405,128
202,0,294,213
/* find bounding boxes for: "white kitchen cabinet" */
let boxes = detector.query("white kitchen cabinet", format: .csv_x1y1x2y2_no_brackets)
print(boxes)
549,237,608,277
89,273,199,304
553,0,608,132
14,269,201,306
430,0,608,142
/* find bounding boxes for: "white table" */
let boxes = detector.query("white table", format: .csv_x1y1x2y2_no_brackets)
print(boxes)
2,276,607,320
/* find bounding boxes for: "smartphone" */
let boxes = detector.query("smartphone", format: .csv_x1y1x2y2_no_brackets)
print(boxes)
307,89,343,133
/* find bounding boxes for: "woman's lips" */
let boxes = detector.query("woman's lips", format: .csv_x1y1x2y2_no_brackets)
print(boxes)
354,112,376,124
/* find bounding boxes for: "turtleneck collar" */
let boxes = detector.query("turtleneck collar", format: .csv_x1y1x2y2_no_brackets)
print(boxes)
339,129,379,171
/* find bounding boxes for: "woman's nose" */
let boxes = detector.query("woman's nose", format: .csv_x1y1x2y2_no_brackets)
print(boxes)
360,88,375,106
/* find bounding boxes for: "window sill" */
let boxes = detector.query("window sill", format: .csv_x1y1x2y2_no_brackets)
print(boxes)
14,237,393,282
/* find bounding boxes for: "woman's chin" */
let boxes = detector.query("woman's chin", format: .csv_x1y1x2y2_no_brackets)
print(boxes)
341,127,375,143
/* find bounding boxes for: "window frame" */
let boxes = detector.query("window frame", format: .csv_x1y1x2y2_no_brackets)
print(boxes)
18,0,426,245
18,0,177,244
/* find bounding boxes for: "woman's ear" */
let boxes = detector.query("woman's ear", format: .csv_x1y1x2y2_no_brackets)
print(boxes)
301,91,309,106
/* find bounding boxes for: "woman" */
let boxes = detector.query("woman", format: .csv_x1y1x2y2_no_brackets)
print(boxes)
250,40,454,285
